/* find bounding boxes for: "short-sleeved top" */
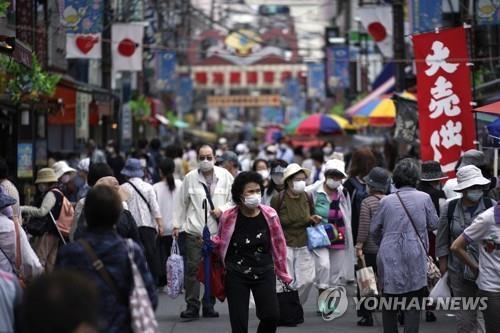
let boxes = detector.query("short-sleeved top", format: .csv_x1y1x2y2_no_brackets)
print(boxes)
225,212,273,278
463,207,500,292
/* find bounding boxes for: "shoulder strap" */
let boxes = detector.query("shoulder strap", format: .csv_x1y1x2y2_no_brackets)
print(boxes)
447,198,459,233
201,183,215,211
78,239,124,303
395,192,427,253
13,221,22,274
126,181,152,212
306,192,315,215
278,191,286,210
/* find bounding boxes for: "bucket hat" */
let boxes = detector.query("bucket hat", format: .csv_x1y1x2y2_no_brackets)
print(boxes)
35,168,59,184
121,158,144,178
77,158,90,173
52,161,76,179
324,159,347,178
283,163,311,183
363,167,390,192
454,165,490,191
459,149,486,168
0,191,16,211
421,161,447,181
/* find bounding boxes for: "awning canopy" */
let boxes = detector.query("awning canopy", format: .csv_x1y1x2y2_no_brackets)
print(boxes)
345,76,395,117
474,101,500,115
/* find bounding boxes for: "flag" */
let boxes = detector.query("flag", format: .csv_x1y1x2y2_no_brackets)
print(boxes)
413,27,475,174
63,0,103,59
326,45,350,90
66,34,101,59
307,63,326,99
357,6,393,58
112,23,144,72
156,51,176,91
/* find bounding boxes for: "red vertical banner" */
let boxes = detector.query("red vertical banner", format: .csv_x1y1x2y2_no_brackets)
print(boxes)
413,27,476,174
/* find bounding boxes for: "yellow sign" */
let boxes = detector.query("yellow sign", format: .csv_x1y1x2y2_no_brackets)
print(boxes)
225,30,262,56
207,95,281,108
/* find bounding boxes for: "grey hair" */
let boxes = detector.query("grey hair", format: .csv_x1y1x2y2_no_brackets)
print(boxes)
393,158,420,189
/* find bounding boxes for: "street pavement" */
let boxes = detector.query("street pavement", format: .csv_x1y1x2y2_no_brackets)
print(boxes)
156,285,458,333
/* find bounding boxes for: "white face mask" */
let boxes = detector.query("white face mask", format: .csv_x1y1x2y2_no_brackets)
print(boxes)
323,147,333,155
271,174,284,185
199,160,214,172
466,189,483,202
257,170,270,180
243,194,261,209
60,174,71,184
292,180,306,194
326,179,342,190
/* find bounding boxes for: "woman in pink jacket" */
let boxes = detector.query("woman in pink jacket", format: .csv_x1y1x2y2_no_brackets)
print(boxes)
214,171,292,333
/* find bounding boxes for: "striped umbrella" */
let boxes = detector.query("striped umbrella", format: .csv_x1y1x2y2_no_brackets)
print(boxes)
296,113,349,135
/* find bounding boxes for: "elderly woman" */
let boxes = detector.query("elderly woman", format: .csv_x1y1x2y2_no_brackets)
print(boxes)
214,171,291,333
262,159,288,205
355,166,391,326
371,158,439,333
306,159,352,304
56,185,158,333
271,163,322,305
437,165,494,332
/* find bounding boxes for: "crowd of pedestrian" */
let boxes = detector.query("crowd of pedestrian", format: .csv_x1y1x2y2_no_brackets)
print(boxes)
0,137,499,333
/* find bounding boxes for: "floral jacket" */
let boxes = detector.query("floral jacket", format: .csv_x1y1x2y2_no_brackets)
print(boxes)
213,204,292,284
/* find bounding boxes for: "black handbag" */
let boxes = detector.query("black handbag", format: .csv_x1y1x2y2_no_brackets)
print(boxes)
277,282,304,327
24,216,50,236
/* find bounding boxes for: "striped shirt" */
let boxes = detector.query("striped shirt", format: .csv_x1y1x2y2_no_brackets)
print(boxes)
357,195,384,254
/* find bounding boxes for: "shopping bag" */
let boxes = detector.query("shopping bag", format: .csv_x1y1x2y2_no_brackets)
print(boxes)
429,272,451,300
196,252,226,302
306,225,330,250
166,239,184,299
277,282,304,327
356,256,378,297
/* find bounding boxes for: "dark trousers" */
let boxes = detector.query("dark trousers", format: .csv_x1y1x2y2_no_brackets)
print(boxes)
225,269,279,333
184,233,215,310
382,288,427,333
138,226,160,285
157,232,186,287
356,253,378,318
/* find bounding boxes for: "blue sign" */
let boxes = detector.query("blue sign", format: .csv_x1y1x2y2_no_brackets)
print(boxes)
476,0,500,25
326,46,350,90
307,63,326,99
62,0,103,33
261,107,284,124
157,51,176,92
282,78,305,121
409,0,442,33
175,76,193,113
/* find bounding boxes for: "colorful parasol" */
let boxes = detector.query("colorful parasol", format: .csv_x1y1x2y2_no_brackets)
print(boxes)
296,113,349,135
352,92,416,127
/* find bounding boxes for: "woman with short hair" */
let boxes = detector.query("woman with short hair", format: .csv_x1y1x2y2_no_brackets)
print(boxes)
56,185,158,333
371,158,439,333
214,171,292,333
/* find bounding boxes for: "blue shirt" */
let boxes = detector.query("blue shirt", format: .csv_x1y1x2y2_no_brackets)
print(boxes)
371,187,439,294
56,230,158,333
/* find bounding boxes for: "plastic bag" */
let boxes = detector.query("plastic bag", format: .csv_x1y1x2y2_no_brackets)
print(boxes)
306,225,331,250
166,239,184,299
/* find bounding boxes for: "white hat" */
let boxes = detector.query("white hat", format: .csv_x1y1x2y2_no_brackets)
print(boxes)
77,158,90,173
52,161,76,179
283,163,311,183
218,137,227,145
235,143,248,154
324,159,347,178
454,165,490,191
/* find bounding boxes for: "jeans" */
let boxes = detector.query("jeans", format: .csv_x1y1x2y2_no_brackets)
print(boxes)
184,233,215,310
225,269,279,333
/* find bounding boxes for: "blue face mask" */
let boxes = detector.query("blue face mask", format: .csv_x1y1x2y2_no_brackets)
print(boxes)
466,190,483,202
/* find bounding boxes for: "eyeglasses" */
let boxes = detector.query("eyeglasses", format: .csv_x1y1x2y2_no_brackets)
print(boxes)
199,156,213,161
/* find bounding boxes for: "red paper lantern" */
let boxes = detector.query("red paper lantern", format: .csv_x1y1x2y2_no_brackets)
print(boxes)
213,72,224,85
263,71,274,84
230,72,241,84
195,72,207,85
247,71,258,84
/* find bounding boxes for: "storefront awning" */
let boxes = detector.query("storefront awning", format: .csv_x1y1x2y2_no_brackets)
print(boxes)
473,101,500,115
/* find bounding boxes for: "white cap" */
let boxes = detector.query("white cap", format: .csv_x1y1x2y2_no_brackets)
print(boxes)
324,159,347,178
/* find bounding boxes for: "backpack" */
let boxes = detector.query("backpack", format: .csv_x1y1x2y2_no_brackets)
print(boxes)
447,197,493,231
51,189,75,237
278,191,315,215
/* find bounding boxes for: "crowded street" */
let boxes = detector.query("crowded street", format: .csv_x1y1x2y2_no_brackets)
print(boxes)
1,0,500,332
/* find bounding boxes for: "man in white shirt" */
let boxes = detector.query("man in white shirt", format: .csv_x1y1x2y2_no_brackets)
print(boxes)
173,144,234,320
121,158,163,285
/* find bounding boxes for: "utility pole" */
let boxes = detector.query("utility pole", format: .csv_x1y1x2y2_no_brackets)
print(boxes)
393,0,405,92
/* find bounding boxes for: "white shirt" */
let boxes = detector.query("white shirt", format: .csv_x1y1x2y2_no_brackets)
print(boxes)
153,179,182,235
173,166,234,237
121,178,161,229
0,214,43,279
463,207,500,292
